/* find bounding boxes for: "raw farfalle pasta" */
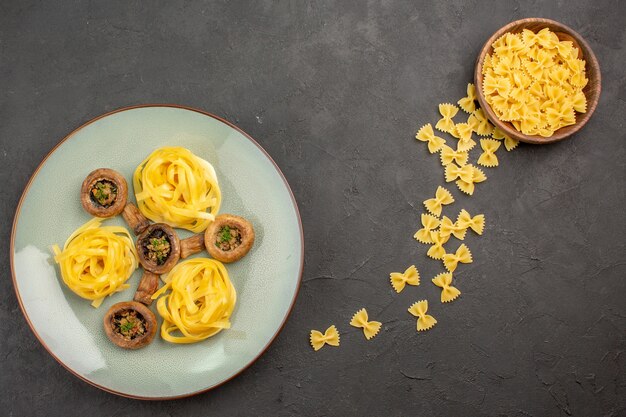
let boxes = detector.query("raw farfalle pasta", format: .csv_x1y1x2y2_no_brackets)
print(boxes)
458,83,477,114
456,209,485,235
456,165,486,196
414,214,440,244
310,325,340,351
445,163,474,183
492,127,519,151
439,145,468,167
350,308,382,340
435,103,459,133
452,122,477,151
416,123,446,153
390,265,420,293
477,139,501,167
408,300,437,331
427,230,450,260
432,272,461,303
482,28,588,137
442,243,473,272
423,186,454,217
468,108,494,137
439,216,467,240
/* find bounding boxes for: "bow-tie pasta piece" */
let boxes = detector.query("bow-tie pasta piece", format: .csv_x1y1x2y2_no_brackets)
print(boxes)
458,83,477,114
470,108,495,137
453,122,477,152
439,216,467,240
408,300,437,331
445,163,474,183
456,209,485,235
439,145,468,167
442,243,473,272
477,139,501,167
456,166,486,196
390,265,420,293
432,272,461,303
350,308,382,340
435,103,459,133
416,123,446,154
423,186,454,217
492,127,519,151
310,325,340,351
414,214,440,244
427,230,450,260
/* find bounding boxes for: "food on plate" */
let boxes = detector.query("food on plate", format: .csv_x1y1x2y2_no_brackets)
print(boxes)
80,168,128,217
136,223,180,274
151,258,236,343
122,202,151,235
179,234,206,259
133,147,222,233
482,28,588,137
52,218,138,308
205,214,255,263
103,301,157,349
133,271,160,306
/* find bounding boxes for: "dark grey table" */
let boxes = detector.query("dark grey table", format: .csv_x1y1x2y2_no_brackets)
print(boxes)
1,1,624,416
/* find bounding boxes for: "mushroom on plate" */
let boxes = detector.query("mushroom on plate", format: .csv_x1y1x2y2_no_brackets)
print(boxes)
80,168,128,217
205,214,255,263
103,301,157,349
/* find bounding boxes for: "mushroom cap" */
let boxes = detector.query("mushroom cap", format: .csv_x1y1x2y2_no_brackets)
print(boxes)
205,214,255,263
135,223,181,274
80,168,128,217
103,301,157,350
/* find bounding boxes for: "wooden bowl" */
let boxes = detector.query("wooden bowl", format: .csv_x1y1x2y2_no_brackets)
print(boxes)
474,18,601,144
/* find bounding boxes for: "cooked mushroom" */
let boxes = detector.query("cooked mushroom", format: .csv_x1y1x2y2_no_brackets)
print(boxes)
133,270,160,306
136,223,180,274
122,202,151,235
205,214,255,263
180,234,206,259
103,301,157,349
80,168,128,217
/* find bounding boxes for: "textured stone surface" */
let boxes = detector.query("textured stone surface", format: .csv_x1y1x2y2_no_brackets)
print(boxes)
1,1,625,416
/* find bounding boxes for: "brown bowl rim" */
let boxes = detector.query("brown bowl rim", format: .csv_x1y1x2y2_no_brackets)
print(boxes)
474,17,601,144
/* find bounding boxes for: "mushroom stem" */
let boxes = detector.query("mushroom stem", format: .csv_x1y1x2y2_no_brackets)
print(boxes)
122,202,150,235
180,234,206,259
134,270,160,306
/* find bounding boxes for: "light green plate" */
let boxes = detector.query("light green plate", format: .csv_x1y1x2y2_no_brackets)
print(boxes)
11,105,303,399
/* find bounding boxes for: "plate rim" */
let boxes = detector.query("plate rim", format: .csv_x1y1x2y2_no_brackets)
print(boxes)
9,103,304,400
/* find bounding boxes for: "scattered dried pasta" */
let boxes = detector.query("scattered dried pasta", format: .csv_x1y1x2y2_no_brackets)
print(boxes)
435,103,459,133
492,127,520,151
439,215,467,240
445,163,474,183
442,243,473,272
423,186,454,217
456,165,487,196
453,122,477,151
432,272,461,303
468,108,495,137
350,308,382,340
456,209,485,235
310,325,340,351
427,230,450,260
439,145,468,167
414,214,440,244
482,28,588,137
390,265,420,293
458,83,477,114
416,123,446,153
477,139,501,167
408,300,437,331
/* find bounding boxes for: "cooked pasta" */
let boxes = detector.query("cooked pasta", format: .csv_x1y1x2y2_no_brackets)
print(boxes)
133,147,222,233
52,218,138,308
152,258,236,344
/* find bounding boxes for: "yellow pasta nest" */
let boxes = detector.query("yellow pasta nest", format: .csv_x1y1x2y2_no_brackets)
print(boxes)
482,28,588,137
52,218,138,308
153,258,237,344
134,147,222,233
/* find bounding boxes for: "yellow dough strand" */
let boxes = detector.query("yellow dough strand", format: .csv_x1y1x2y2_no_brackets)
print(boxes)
153,258,236,344
52,218,138,308
350,308,382,340
134,147,222,233
310,325,340,351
